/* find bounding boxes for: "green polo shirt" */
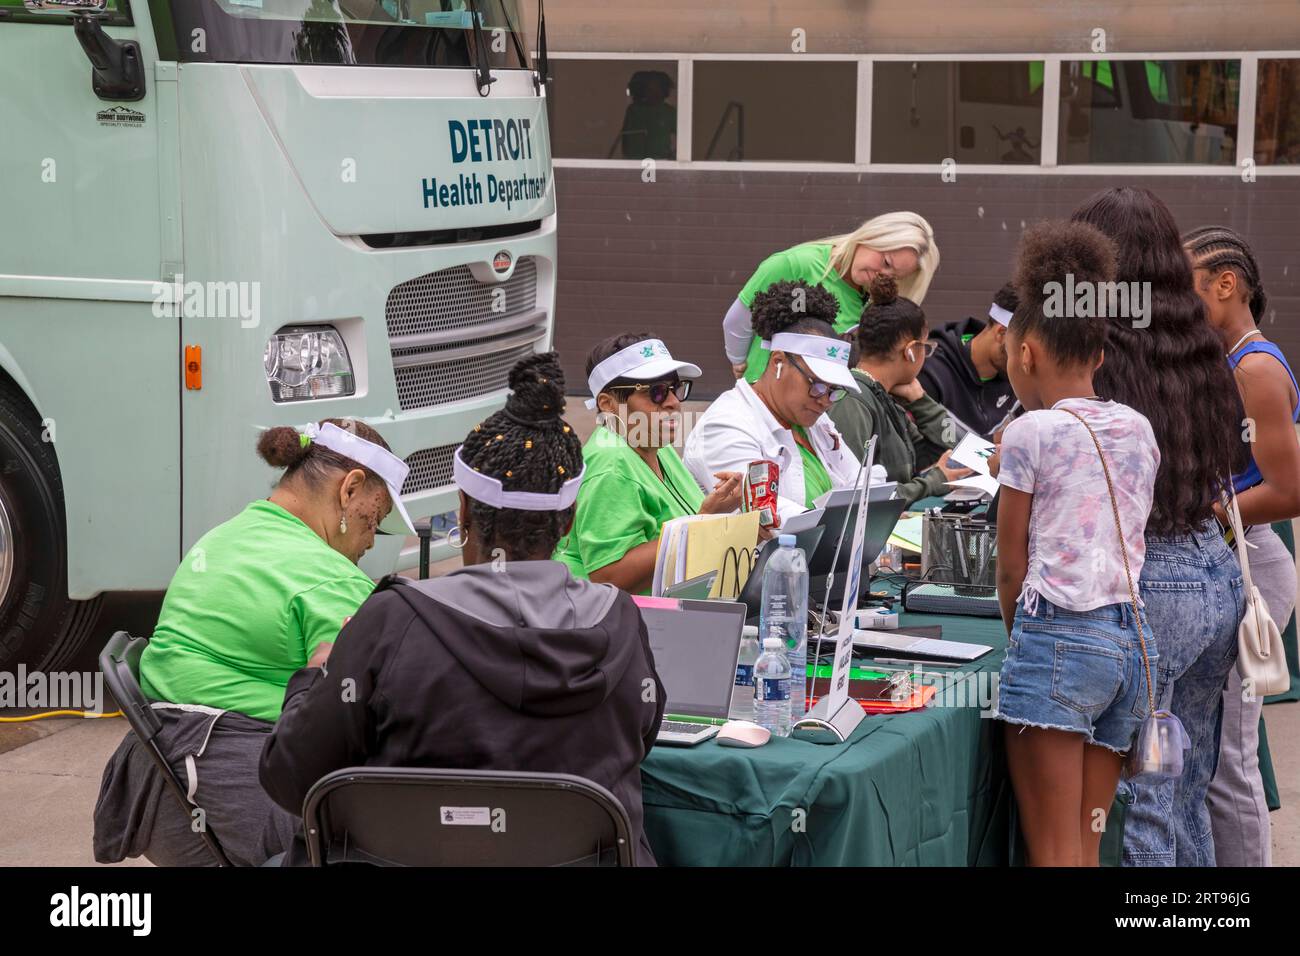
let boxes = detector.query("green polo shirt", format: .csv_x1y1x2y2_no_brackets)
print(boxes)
738,242,866,383
140,499,376,722
554,426,704,592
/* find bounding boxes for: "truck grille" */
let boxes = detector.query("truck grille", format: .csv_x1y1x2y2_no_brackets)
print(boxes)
402,443,459,495
386,257,538,339
394,341,539,412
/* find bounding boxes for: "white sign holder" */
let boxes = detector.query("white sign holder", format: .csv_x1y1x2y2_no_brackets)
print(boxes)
792,437,875,745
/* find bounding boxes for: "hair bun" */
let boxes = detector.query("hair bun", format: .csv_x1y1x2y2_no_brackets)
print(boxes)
504,352,567,423
1014,220,1118,307
257,425,311,469
867,273,898,306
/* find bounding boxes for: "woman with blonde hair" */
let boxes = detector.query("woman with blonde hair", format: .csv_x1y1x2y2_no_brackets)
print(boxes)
722,211,940,383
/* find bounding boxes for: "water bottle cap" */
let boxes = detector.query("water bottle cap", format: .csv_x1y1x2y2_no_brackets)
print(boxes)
778,534,796,547
763,637,784,650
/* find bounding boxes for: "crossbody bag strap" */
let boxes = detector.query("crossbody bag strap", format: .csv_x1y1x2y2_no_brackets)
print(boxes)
1225,492,1255,592
1059,407,1157,716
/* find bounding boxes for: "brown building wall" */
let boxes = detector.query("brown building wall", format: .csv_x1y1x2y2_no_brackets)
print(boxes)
550,168,1300,399
522,0,1300,54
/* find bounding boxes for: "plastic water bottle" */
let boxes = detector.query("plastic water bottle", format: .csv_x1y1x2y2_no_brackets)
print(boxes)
733,625,760,717
754,637,793,737
759,534,809,716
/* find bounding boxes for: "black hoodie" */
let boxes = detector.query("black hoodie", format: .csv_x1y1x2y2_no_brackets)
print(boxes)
259,561,666,865
916,318,1016,440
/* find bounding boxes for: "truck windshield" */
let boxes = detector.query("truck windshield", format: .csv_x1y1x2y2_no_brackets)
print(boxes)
150,0,530,69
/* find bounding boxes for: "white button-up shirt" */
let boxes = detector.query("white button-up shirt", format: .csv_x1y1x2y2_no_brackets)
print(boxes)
683,379,878,523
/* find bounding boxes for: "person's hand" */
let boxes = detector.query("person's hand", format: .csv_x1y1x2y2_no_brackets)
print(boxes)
889,379,926,402
935,450,975,484
986,448,1001,478
731,362,747,379
699,471,742,514
307,641,334,669
756,522,776,544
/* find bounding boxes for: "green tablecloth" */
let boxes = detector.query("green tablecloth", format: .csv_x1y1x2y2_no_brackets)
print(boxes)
641,606,1015,866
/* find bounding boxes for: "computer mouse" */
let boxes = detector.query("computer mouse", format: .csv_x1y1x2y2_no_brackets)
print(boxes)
716,720,772,748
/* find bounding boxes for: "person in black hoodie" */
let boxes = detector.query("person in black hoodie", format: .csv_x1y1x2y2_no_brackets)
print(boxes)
917,283,1020,439
259,353,666,865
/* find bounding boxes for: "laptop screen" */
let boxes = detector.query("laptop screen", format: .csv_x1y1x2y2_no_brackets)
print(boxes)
636,599,746,720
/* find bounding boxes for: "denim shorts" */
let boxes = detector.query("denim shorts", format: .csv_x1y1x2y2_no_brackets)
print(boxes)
994,596,1159,753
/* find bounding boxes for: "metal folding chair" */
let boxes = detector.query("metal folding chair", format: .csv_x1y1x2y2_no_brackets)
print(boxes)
99,631,232,867
302,766,636,867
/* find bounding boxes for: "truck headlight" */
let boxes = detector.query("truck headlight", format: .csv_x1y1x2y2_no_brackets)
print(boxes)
264,326,355,402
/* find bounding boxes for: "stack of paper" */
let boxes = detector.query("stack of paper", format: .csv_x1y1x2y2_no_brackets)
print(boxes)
946,433,1001,498
652,511,761,598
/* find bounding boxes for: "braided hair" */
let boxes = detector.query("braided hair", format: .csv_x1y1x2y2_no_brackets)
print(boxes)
1182,225,1268,322
459,352,584,559
257,418,391,492
854,273,926,358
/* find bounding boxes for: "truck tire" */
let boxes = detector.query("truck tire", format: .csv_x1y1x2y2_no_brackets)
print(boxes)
0,381,102,671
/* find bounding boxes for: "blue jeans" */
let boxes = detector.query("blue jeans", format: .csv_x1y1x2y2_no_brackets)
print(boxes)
1119,520,1245,867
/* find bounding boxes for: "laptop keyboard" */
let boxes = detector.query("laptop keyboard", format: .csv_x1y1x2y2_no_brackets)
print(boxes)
660,720,710,735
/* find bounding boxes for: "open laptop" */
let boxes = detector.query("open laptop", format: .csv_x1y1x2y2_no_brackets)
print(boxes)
735,524,825,622
805,495,909,610
636,598,748,746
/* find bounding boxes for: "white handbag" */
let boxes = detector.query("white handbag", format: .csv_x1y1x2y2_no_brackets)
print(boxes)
1226,494,1291,698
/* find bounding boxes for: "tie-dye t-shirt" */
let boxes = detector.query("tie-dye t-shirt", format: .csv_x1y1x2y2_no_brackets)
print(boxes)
997,397,1160,613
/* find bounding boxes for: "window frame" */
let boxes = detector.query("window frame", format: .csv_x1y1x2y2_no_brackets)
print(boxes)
545,50,1300,176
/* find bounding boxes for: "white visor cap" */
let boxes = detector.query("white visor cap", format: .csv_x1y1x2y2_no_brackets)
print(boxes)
769,333,860,392
302,422,417,535
585,339,702,409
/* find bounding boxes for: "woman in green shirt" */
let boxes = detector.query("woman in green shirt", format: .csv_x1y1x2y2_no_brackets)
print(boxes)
722,211,941,383
828,275,974,505
95,418,412,866
555,333,742,593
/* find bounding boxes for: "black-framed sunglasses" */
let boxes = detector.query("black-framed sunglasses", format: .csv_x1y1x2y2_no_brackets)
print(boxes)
607,378,692,405
787,355,847,403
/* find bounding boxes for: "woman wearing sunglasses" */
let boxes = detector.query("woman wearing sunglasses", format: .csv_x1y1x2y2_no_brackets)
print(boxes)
685,280,872,524
554,333,743,593
828,274,974,506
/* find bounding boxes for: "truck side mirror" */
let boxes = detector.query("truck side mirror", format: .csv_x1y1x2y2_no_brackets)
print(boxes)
23,0,145,102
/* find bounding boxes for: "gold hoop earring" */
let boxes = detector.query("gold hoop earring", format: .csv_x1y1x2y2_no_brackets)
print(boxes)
598,410,629,438
446,524,468,550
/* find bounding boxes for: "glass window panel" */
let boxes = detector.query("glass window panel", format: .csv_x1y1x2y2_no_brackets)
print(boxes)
691,60,856,163
548,59,678,160
1255,59,1300,165
1058,59,1239,164
871,61,1043,164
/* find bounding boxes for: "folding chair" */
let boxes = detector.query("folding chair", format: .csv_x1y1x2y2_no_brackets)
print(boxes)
301,767,636,867
99,631,232,867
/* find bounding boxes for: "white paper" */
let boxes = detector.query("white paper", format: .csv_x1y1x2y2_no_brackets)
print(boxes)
949,433,997,474
949,473,1001,498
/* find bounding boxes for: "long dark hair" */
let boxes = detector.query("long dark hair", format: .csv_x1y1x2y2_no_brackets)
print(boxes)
1070,187,1247,537
458,352,584,559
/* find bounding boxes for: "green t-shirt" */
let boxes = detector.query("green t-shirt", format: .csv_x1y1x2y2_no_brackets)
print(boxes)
738,242,866,384
554,426,704,592
792,426,833,508
140,499,376,722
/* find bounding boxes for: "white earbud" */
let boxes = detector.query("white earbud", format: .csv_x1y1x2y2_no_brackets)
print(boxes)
905,348,916,361
775,363,783,380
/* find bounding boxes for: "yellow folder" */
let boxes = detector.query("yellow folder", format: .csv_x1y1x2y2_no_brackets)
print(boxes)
681,512,762,599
